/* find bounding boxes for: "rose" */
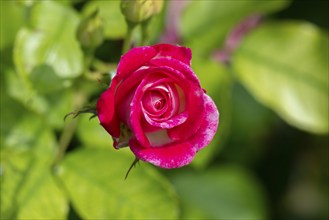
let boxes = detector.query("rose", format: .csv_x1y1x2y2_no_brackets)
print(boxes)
97,44,219,168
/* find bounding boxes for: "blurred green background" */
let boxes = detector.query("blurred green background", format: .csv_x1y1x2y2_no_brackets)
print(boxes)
1,0,328,220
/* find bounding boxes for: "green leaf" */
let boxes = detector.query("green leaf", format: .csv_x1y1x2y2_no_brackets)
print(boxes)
82,0,127,39
232,21,329,134
14,0,83,78
0,85,26,145
3,58,75,129
191,58,232,168
180,0,291,56
2,113,55,156
57,148,179,219
77,115,113,149
45,89,76,130
4,61,49,114
0,1,24,49
16,167,67,220
1,150,68,219
171,166,267,219
1,113,67,219
225,84,278,165
29,64,64,94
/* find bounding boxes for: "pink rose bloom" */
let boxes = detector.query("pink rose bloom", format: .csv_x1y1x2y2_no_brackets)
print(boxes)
97,44,219,168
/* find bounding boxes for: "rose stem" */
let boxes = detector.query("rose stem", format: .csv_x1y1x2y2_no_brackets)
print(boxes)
51,91,86,170
122,22,136,54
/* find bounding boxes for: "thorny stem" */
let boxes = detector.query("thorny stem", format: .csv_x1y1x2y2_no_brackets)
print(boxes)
51,91,86,170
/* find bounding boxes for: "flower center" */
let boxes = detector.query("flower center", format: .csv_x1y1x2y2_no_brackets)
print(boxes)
142,90,167,114
154,99,165,110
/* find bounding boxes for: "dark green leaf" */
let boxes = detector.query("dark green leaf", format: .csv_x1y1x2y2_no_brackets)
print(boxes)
171,166,267,219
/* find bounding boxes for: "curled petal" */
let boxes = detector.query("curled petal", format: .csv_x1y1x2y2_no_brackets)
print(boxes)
148,57,201,87
115,66,153,107
130,78,152,148
189,94,219,150
129,138,197,168
168,88,205,142
153,44,192,65
144,111,188,129
97,78,121,138
117,46,156,78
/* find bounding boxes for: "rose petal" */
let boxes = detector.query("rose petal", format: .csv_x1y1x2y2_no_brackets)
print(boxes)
129,138,197,168
141,79,180,122
115,67,152,106
130,78,152,148
145,129,172,147
97,78,121,138
129,66,191,146
153,44,192,65
148,57,200,87
144,111,188,129
189,94,219,150
117,46,157,78
167,87,205,141
116,89,135,125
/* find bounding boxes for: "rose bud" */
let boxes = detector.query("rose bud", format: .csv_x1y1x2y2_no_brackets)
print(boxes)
97,44,219,168
120,0,163,24
76,9,104,50
153,0,164,15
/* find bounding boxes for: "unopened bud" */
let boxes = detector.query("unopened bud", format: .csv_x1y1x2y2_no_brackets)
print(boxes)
120,0,164,24
77,9,104,50
153,0,164,15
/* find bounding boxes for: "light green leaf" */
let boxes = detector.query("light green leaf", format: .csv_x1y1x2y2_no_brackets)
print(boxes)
171,166,267,219
0,1,24,49
14,0,83,78
29,64,64,94
16,167,67,220
3,112,55,156
232,21,329,134
5,69,49,114
57,148,179,219
3,59,75,130
1,113,67,219
45,88,75,130
0,84,26,145
82,0,127,39
180,0,291,56
1,149,68,219
191,58,232,168
77,115,113,149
